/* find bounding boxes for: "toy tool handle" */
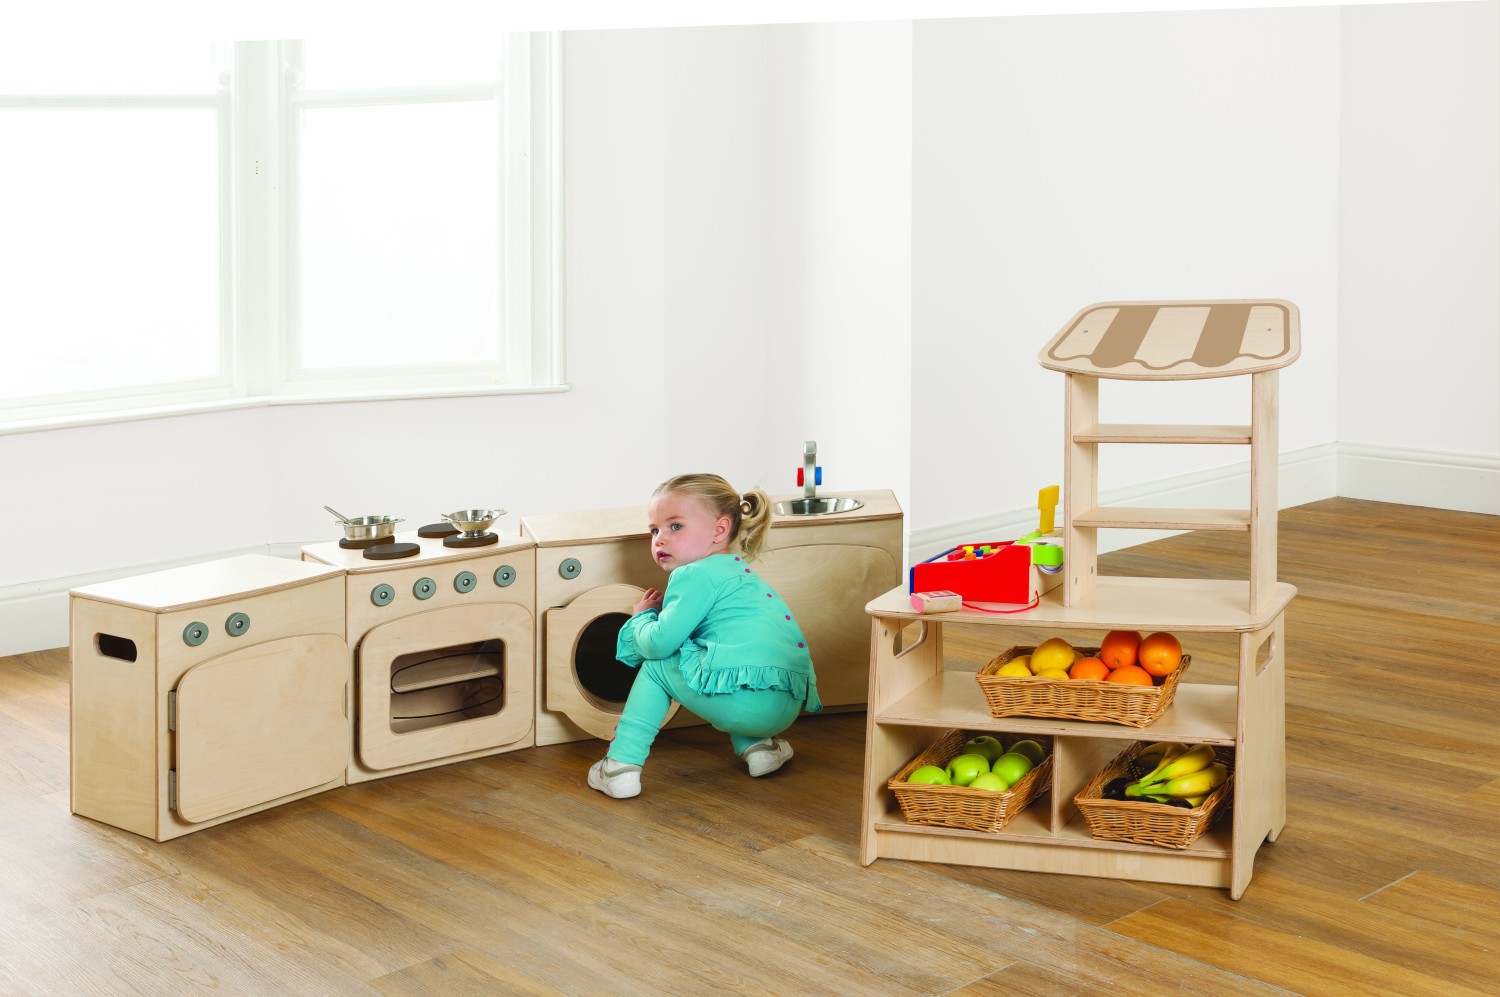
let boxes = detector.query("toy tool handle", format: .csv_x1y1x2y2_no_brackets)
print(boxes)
1037,485,1059,535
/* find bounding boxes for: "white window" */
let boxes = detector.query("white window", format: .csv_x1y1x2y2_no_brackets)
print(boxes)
0,36,562,431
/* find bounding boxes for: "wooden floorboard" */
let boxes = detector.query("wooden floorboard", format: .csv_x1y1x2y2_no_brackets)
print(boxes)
1,498,1495,994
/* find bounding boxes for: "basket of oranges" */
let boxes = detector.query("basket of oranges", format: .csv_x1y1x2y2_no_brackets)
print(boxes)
888,729,1054,833
973,631,1190,728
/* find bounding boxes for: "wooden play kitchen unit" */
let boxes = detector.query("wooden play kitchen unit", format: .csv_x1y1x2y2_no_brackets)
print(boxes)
861,299,1299,898
70,555,350,841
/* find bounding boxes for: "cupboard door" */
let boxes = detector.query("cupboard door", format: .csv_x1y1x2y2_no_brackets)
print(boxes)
753,544,897,707
174,633,348,823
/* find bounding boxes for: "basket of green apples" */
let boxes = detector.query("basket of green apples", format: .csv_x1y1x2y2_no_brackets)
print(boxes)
888,729,1053,833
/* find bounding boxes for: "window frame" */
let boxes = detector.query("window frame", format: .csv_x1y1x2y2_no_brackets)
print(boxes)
0,35,565,435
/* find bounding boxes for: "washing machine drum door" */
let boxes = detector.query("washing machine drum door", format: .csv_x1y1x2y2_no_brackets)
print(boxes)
546,583,680,740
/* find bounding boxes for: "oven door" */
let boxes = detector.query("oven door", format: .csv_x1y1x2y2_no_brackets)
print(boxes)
173,633,348,824
545,583,680,740
357,602,533,771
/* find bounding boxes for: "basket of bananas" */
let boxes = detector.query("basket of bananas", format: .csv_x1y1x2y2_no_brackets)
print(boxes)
1073,740,1234,849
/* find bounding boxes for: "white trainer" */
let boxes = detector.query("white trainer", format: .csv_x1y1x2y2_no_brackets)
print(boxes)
741,738,794,777
588,757,642,799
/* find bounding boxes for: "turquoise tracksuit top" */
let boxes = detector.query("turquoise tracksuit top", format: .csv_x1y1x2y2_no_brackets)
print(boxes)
615,552,822,711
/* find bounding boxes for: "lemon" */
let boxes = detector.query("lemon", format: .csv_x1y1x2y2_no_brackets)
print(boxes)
997,660,1033,678
1030,637,1074,675
1034,668,1071,680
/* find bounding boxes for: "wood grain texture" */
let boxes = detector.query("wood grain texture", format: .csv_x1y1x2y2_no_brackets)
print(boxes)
2,499,1495,993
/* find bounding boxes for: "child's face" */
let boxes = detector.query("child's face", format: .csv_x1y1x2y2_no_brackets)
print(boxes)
646,491,731,572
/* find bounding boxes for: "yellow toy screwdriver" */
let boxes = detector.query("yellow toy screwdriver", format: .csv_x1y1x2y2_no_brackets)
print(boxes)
1037,485,1059,535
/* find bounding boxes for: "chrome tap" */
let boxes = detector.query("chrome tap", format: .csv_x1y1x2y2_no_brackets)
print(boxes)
800,440,821,499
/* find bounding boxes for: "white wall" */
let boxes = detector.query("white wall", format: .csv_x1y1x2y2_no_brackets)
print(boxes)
1338,1,1500,506
910,8,1344,548
764,21,914,508
4,6,1498,654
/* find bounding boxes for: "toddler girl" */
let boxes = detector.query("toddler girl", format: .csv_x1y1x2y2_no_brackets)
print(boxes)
588,473,821,799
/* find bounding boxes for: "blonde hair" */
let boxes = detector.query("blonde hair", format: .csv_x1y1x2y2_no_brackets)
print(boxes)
653,473,772,561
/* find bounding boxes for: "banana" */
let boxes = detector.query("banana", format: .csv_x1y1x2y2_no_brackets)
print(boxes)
1127,744,1214,796
1148,743,1216,783
1154,762,1229,799
1182,794,1208,807
1135,741,1178,766
1132,742,1188,784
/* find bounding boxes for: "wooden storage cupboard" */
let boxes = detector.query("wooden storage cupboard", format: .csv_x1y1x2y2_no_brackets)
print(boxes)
860,299,1299,898
71,555,350,841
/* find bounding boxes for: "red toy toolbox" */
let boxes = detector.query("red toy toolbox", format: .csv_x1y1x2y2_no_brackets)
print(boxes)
909,537,1064,608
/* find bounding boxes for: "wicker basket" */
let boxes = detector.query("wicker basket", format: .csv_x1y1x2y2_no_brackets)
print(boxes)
888,729,1053,833
974,646,1192,728
1073,741,1235,849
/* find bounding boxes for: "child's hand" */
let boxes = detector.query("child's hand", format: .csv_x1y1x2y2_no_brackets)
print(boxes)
634,589,662,615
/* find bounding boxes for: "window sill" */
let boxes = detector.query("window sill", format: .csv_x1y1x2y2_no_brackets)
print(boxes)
0,382,571,437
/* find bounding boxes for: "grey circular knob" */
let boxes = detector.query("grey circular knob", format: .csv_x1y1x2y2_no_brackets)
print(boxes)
413,577,437,600
371,583,396,607
225,612,251,637
559,557,582,579
454,570,477,593
183,622,209,647
494,565,517,587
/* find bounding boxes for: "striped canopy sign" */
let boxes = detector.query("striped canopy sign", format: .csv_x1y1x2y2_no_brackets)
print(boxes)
1038,300,1300,379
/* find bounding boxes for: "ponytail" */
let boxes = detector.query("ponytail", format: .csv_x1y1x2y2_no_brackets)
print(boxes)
736,489,772,561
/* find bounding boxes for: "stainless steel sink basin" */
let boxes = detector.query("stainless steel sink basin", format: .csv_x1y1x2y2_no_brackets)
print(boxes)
773,496,864,517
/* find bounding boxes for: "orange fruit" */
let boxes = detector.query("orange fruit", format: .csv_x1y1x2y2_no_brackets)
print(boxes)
1138,632,1183,678
1099,630,1141,670
1104,665,1153,686
1069,656,1109,681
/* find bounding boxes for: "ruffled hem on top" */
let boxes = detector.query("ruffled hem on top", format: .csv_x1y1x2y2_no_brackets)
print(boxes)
679,643,822,712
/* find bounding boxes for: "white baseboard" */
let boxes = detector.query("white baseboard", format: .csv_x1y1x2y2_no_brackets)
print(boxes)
1336,442,1500,516
5,445,1493,658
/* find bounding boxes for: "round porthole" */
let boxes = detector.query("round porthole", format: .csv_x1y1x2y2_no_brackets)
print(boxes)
454,570,477,593
414,577,437,600
494,564,517,587
182,622,209,647
371,583,396,607
225,612,251,637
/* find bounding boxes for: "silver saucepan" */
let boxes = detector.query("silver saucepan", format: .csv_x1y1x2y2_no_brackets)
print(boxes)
440,508,506,538
326,505,404,542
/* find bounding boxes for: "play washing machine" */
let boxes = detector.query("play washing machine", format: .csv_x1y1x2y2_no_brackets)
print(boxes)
523,489,903,747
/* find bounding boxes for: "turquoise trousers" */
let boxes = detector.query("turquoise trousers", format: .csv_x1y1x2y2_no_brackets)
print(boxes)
607,656,804,766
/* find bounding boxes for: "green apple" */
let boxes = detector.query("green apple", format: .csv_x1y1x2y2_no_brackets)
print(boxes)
962,735,1006,764
945,753,991,787
907,765,950,785
968,771,1011,792
1009,739,1046,766
991,752,1034,786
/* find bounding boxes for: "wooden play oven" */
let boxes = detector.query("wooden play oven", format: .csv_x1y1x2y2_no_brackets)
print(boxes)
301,530,536,783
